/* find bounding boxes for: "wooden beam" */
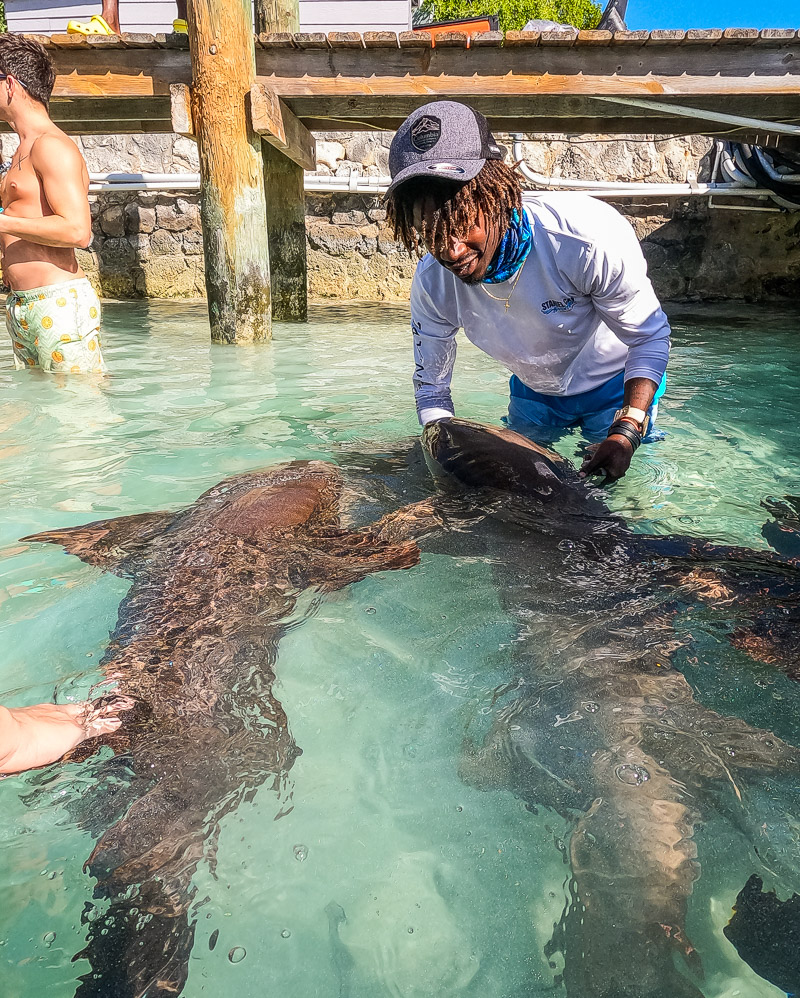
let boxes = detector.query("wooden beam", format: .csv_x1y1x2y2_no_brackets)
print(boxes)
170,83,195,138
262,139,307,321
186,0,272,343
249,83,316,171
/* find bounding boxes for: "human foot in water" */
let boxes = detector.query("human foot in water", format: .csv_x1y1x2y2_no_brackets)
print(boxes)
0,698,130,774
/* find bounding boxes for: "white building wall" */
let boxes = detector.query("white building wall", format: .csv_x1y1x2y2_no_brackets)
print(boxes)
5,0,410,35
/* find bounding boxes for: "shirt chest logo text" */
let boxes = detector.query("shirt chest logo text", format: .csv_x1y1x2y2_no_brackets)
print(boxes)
541,297,575,314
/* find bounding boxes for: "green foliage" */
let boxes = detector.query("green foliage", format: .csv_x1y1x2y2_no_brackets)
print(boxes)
418,0,602,31
0,1,6,33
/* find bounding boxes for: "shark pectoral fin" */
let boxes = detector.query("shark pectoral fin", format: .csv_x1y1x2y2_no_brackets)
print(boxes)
308,530,421,591
642,533,800,574
369,499,446,544
23,510,177,574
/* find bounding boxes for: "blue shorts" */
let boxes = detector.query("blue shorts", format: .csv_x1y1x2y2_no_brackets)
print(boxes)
507,370,666,443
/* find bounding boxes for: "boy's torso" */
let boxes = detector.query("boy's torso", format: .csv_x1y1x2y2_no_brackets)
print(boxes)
0,129,85,292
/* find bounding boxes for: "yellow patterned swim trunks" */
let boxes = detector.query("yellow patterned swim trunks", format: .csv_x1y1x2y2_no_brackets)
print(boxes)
5,277,106,374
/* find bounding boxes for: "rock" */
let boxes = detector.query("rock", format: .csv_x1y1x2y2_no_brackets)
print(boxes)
124,202,156,234
332,210,367,226
128,233,151,262
135,255,199,298
100,237,136,267
156,203,194,232
316,141,346,171
99,204,126,238
150,229,182,256
182,229,205,255
173,135,200,171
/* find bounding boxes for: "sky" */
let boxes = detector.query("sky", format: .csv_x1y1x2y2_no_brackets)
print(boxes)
626,0,800,30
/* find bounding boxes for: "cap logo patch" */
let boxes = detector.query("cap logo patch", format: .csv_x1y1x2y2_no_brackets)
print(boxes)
410,115,442,152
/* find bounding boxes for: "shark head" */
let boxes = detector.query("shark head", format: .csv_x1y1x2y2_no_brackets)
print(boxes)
421,418,587,506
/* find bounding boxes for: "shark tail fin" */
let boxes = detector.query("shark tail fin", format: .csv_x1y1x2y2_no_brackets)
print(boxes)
23,510,176,574
724,874,800,996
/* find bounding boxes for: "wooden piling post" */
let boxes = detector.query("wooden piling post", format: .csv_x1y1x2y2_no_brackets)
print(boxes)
254,0,299,34
262,140,308,320
250,83,314,321
186,0,271,342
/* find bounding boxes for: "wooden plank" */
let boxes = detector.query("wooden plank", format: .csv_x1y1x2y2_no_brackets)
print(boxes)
51,95,172,121
504,31,541,47
163,31,190,49
328,32,364,48
609,30,649,44
262,139,307,322
186,0,272,343
170,82,195,137
684,29,723,44
265,73,800,100
362,32,400,48
759,28,798,43
576,30,613,46
21,33,53,47
257,32,296,48
470,31,504,48
86,34,125,50
646,30,686,44
541,29,578,47
293,32,330,48
397,30,431,49
720,28,760,43
119,32,161,47
250,82,316,171
433,31,469,49
49,34,90,48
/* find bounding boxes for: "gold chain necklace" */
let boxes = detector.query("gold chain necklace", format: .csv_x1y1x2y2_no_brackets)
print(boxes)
480,254,528,311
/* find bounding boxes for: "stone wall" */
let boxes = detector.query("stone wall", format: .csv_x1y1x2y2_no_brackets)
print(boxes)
2,130,799,302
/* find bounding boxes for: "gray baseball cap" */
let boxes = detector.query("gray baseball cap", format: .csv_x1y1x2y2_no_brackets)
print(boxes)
387,101,504,197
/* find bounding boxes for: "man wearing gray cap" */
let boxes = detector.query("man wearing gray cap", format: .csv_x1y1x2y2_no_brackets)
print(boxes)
385,101,670,480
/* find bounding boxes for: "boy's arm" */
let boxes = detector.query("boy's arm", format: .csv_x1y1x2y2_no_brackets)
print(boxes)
0,134,92,248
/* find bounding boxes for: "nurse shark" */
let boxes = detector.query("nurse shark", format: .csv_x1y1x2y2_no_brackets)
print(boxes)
421,417,800,998
23,461,423,998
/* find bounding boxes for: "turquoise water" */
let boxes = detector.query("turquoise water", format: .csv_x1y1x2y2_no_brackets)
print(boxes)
0,301,799,997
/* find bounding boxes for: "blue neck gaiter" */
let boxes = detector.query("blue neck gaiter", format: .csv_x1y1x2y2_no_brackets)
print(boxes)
482,208,533,284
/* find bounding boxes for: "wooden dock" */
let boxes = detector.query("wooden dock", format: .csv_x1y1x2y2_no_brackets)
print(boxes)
33,28,800,138
17,26,800,337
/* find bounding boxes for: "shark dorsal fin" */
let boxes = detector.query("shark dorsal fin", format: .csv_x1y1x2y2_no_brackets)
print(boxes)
23,510,177,575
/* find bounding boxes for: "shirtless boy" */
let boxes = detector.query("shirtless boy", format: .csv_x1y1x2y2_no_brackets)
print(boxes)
0,34,105,374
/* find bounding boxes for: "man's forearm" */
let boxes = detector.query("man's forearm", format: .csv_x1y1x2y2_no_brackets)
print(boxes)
623,376,659,414
0,213,91,249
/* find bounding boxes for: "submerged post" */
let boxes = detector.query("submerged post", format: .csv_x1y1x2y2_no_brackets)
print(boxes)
186,0,271,342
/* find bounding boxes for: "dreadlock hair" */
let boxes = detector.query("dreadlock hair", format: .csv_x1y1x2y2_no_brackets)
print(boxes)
386,159,523,257
0,34,55,109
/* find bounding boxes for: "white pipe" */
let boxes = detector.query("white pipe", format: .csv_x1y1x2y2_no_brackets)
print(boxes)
86,168,778,201
589,96,800,138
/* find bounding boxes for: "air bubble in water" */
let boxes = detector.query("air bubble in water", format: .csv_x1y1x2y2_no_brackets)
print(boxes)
281,929,291,939
615,764,650,786
293,844,308,862
583,702,599,713
228,946,246,964
557,539,575,552
365,607,377,615
407,927,414,934
42,932,56,947
455,805,463,812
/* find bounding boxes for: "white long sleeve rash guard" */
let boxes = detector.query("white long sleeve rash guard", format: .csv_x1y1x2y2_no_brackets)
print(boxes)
410,192,671,424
